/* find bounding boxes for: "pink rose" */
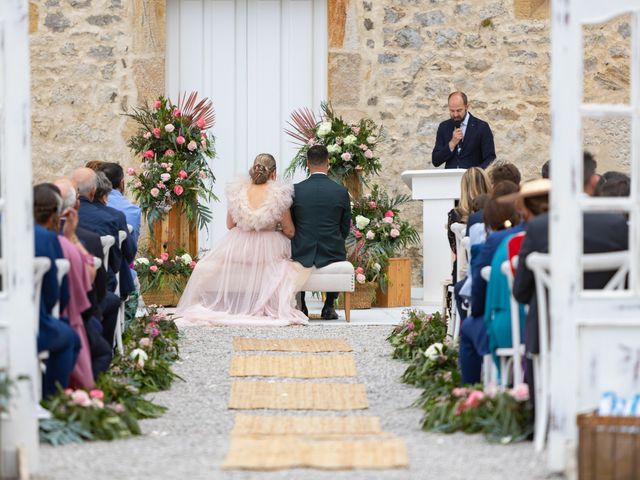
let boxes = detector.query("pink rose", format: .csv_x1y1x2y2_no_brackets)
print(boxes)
359,143,368,151
356,273,366,284
153,99,162,109
157,182,166,189
354,230,363,239
201,139,207,148
484,383,499,398
143,131,152,140
173,185,184,196
176,136,186,145
149,187,160,198
452,387,469,398
160,162,168,168
164,149,175,157
178,170,188,179
341,152,352,162
149,265,158,273
335,137,343,145
139,337,151,348
352,126,360,135
126,167,135,176
383,216,393,224
133,180,142,188
390,228,400,238
199,171,207,179
406,322,414,331
355,267,364,274
384,210,394,218
71,390,91,407
89,389,104,400
150,327,160,337
160,252,169,261
143,150,154,159
64,388,73,395
364,149,374,159
155,258,163,265
160,173,171,182
366,230,375,240
195,118,206,129
187,140,197,151
173,108,181,117
464,390,485,409
111,403,125,413
368,201,377,209
510,383,530,402
189,260,197,269
153,127,161,138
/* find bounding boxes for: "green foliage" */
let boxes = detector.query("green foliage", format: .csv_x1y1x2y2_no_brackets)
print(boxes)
386,309,448,361
39,418,94,446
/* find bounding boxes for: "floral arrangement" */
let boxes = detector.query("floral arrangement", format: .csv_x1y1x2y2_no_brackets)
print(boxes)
40,306,181,445
386,309,448,361
387,308,531,444
348,186,420,289
284,102,383,183
126,92,217,230
134,251,197,296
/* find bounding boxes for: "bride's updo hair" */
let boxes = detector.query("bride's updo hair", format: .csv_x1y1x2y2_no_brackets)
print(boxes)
249,153,276,185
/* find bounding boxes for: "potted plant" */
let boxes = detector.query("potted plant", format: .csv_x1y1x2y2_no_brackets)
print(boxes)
134,251,198,307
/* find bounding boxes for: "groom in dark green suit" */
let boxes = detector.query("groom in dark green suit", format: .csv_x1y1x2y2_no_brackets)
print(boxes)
291,145,351,320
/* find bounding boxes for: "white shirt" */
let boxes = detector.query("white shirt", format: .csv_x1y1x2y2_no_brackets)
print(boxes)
460,111,470,137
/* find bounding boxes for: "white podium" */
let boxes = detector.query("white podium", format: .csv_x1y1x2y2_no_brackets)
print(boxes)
401,169,465,308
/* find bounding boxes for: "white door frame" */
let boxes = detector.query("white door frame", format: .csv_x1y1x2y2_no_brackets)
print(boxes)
549,0,640,473
0,0,39,476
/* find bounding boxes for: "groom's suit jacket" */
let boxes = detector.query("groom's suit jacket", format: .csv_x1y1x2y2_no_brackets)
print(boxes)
431,113,496,169
291,173,351,268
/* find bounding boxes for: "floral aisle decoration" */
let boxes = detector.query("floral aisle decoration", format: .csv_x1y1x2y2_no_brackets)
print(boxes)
126,92,217,230
40,307,181,445
134,251,198,297
386,308,531,444
284,102,383,193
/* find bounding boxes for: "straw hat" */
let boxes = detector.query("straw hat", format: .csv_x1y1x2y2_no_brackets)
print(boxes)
497,178,551,203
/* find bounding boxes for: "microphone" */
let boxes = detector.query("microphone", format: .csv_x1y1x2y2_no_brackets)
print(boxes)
453,120,462,154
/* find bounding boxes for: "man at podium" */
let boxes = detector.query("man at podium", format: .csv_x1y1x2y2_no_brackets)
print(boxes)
431,91,496,170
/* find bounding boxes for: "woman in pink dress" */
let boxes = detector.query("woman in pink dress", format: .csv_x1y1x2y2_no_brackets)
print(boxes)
176,153,309,326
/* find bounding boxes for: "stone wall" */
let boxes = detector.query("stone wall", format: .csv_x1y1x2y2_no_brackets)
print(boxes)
29,0,165,183
328,0,631,285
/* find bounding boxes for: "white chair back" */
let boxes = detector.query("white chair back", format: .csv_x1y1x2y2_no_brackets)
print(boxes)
93,257,102,270
100,235,115,271
114,230,128,355
500,259,523,386
52,259,70,318
33,257,52,335
450,222,468,279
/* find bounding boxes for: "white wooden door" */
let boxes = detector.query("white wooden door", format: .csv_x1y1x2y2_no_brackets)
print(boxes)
166,0,327,249
0,1,39,475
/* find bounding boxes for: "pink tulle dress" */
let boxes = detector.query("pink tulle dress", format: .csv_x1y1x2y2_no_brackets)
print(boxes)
58,236,95,389
175,178,309,327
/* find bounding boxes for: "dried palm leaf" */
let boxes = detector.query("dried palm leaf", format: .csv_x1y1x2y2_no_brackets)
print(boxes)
285,107,318,145
172,91,216,130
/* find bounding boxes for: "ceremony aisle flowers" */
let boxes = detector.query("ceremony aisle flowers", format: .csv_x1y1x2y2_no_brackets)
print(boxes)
126,92,217,229
284,102,383,185
40,307,181,445
134,251,198,297
386,308,532,443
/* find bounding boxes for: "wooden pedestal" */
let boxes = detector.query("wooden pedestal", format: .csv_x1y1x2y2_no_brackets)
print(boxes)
150,204,198,256
376,257,411,307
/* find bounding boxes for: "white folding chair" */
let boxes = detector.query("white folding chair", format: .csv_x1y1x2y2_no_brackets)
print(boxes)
450,222,469,280
100,235,115,270
33,257,52,402
113,230,128,355
52,258,70,318
93,257,102,270
526,250,629,453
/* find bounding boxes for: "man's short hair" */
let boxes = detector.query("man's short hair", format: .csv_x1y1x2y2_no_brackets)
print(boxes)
95,171,112,199
100,162,124,190
448,91,468,106
584,151,597,187
541,160,550,179
307,145,329,166
76,169,97,197
489,163,521,186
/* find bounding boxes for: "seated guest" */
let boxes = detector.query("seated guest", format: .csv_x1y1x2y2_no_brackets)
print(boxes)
467,162,521,234
595,171,630,198
33,184,80,397
54,178,113,377
85,160,105,171
45,184,96,389
100,162,142,245
447,167,491,281
583,151,600,196
541,160,550,179
459,181,523,384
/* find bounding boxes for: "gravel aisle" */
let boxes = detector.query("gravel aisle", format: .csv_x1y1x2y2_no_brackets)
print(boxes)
39,325,549,480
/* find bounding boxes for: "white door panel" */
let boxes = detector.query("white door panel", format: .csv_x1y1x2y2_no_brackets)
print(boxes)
167,0,327,250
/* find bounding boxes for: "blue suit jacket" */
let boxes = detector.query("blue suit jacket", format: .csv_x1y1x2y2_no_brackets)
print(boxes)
431,113,496,169
78,197,136,298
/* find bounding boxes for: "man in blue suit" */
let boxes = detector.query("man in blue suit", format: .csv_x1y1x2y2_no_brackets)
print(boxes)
432,92,496,170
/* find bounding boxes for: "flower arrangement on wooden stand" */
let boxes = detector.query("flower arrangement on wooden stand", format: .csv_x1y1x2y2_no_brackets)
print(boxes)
285,102,382,197
134,252,198,307
126,91,217,256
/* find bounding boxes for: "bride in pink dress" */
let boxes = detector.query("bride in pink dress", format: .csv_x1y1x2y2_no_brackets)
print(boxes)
175,153,309,326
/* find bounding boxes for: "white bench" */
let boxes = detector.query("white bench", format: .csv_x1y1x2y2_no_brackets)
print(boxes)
299,261,355,322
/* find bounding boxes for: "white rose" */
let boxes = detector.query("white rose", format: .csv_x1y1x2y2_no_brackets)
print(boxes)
181,253,193,264
160,173,171,182
187,140,198,151
366,230,375,240
366,136,377,143
326,144,342,154
135,258,150,265
373,262,381,272
355,215,370,230
343,134,357,145
356,273,366,284
164,124,175,133
317,121,333,137
424,343,444,361
130,348,148,362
